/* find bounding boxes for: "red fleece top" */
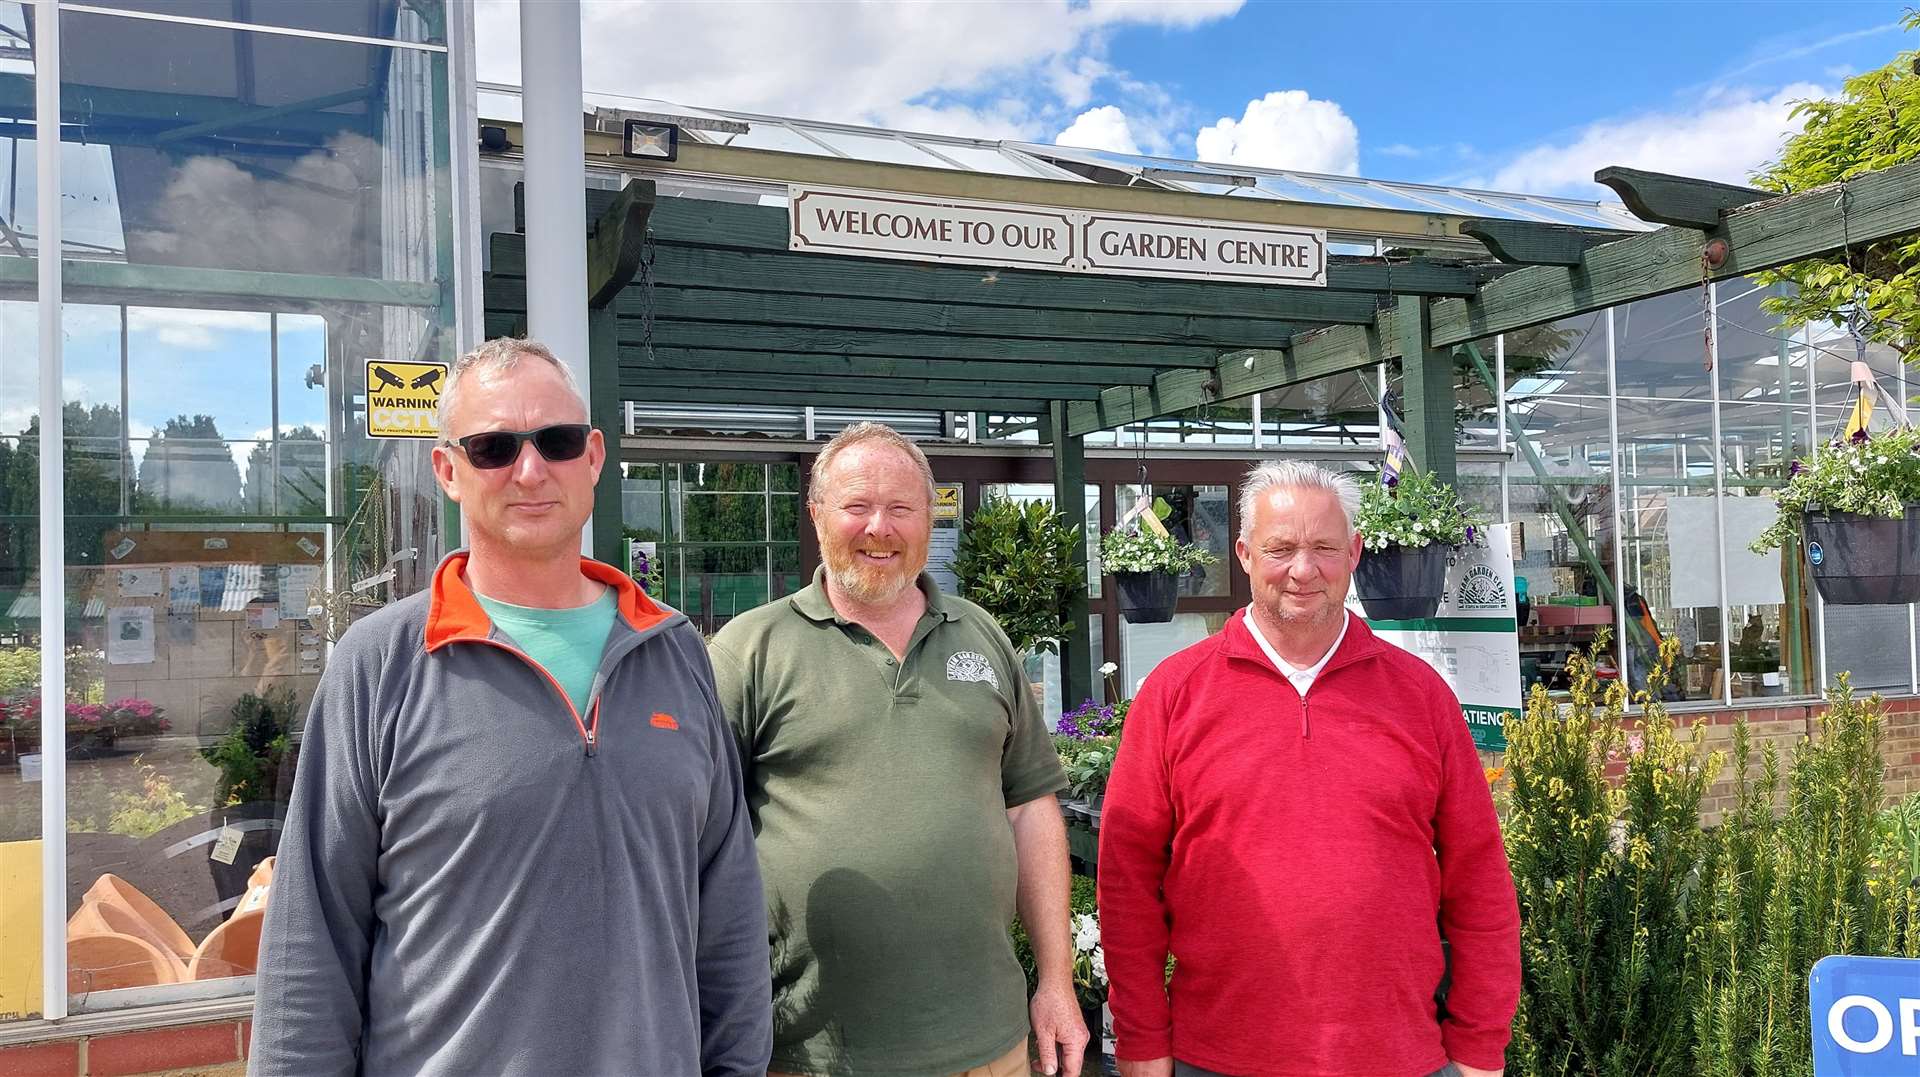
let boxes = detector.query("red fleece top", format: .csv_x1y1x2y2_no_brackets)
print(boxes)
1097,610,1519,1076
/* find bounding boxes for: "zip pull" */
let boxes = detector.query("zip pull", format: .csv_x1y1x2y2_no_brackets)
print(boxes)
585,729,597,757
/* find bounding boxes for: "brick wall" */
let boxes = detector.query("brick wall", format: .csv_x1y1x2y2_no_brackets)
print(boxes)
1480,696,1920,825
0,1019,248,1077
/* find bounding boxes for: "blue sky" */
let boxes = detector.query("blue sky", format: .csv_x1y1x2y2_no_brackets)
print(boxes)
479,0,1917,199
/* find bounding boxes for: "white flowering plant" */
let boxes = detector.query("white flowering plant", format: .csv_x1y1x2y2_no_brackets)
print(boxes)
1071,908,1109,1009
1353,469,1479,552
1750,426,1920,552
1098,525,1215,575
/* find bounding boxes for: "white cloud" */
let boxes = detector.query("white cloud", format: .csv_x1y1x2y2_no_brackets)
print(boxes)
1055,106,1142,155
477,0,1241,140
126,308,270,351
1378,143,1420,159
1194,90,1360,175
1482,82,1831,198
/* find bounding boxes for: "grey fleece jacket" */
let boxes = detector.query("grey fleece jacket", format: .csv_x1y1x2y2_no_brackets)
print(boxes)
249,553,771,1077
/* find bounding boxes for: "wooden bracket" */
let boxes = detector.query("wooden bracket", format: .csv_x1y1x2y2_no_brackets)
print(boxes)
1593,166,1768,230
587,179,656,309
1459,218,1620,266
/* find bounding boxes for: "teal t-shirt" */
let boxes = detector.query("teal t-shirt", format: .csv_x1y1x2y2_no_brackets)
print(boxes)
475,587,618,715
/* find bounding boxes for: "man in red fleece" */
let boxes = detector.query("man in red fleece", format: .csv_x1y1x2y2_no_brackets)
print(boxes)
1098,460,1519,1077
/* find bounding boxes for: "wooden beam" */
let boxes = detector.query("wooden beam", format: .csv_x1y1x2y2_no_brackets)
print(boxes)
1593,166,1768,229
621,347,1161,387
491,232,1382,324
1397,296,1456,485
1459,219,1619,266
634,320,1227,368
1064,311,1398,436
587,178,655,309
1045,400,1092,708
1431,157,1920,347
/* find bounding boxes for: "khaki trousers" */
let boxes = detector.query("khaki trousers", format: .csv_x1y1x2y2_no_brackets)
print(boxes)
770,1038,1029,1077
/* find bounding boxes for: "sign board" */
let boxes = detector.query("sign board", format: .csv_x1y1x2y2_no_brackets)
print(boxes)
789,185,1326,287
365,359,448,439
1350,524,1522,752
926,483,965,594
1811,955,1920,1075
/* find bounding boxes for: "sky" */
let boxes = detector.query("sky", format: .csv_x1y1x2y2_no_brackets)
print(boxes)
476,0,1917,200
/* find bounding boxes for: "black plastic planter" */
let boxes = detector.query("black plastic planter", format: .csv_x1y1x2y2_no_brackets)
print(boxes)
1802,505,1920,604
1354,542,1452,621
1113,570,1178,623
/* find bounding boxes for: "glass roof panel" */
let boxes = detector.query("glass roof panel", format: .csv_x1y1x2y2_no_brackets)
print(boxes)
914,142,1061,178
1249,175,1376,206
726,123,841,157
808,130,956,168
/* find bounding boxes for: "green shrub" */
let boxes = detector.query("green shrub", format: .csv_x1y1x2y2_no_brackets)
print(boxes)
200,686,296,806
953,496,1084,656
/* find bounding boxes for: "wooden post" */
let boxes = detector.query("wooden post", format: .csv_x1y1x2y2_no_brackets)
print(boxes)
1047,402,1093,710
588,306,624,567
1398,295,1457,485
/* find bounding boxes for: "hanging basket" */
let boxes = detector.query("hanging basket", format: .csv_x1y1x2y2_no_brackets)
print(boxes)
1354,542,1452,621
1113,570,1178,623
1801,505,1920,605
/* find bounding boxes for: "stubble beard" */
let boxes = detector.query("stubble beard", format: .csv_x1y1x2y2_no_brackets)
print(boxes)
823,540,928,605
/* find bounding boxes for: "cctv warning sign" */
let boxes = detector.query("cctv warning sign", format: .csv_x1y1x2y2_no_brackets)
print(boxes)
365,360,448,439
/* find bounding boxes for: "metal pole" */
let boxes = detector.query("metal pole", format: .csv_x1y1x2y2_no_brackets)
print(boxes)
1496,334,1510,521
35,0,68,1022
519,0,590,553
1606,309,1629,687
1808,325,1827,691
1708,284,1733,706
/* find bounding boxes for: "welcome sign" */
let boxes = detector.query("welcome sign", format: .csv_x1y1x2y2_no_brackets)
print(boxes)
789,185,1326,287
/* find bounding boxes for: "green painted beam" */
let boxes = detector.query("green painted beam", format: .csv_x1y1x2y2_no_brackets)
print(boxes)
622,369,1106,401
1432,158,1920,347
1064,311,1397,436
1459,219,1618,266
0,258,441,308
151,87,372,146
488,232,1381,325
617,382,1047,413
1397,296,1456,484
587,178,656,309
1594,166,1768,229
633,320,1227,368
620,347,1160,387
1045,400,1092,708
629,196,1486,297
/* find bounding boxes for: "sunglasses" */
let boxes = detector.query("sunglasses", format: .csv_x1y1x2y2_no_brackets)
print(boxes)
449,424,592,470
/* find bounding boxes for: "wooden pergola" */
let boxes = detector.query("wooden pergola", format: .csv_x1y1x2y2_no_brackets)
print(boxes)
484,158,1920,703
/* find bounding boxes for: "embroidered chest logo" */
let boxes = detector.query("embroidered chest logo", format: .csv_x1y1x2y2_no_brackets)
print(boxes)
945,650,1000,689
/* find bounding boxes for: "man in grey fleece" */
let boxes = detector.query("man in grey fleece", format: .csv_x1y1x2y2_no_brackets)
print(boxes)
249,339,771,1077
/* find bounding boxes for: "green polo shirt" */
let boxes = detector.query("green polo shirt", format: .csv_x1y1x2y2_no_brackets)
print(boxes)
708,568,1066,1077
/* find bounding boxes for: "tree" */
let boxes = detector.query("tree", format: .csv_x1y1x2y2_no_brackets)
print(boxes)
136,414,242,513
0,403,127,580
1755,12,1920,361
241,425,327,516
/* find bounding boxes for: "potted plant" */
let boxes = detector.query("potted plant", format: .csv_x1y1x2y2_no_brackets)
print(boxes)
1750,425,1920,604
1352,469,1478,620
1055,696,1127,820
953,496,1086,655
1098,524,1214,624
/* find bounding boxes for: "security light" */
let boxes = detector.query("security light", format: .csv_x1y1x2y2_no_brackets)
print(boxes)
624,119,679,161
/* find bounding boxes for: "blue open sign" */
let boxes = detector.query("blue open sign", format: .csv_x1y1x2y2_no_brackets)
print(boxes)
1811,955,1920,1075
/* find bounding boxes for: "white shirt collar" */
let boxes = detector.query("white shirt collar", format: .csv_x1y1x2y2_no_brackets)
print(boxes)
1243,605,1349,695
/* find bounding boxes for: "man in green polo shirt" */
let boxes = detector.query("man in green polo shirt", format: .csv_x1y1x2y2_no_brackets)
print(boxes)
710,422,1085,1077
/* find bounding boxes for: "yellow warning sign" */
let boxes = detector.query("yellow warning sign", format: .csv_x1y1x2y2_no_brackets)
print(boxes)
933,484,962,521
365,360,448,439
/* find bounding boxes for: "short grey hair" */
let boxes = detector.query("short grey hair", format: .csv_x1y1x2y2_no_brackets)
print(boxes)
808,422,936,507
1238,460,1362,541
436,337,587,442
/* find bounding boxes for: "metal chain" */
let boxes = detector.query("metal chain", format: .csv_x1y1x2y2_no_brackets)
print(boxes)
1699,247,1715,372
636,231,659,364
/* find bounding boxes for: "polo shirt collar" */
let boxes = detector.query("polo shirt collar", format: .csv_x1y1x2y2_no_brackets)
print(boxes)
790,565,959,624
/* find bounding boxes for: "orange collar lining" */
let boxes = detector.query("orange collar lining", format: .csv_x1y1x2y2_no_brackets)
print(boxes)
423,551,670,652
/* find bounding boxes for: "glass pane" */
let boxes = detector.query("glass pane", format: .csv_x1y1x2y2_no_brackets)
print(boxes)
684,494,767,544
1115,484,1230,597
681,544,770,634
1117,612,1228,696
683,461,766,494
1613,289,1712,401
1262,368,1377,448
770,463,800,494
63,11,450,283
0,40,37,1022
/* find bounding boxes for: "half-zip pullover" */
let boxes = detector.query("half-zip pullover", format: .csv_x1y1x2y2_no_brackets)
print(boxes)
250,552,771,1077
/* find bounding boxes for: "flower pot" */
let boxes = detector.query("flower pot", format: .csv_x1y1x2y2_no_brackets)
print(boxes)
1802,506,1920,604
1354,542,1452,620
1113,570,1178,623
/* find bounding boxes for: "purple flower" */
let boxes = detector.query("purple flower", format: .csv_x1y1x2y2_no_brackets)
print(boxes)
1789,460,1805,477
1851,428,1870,445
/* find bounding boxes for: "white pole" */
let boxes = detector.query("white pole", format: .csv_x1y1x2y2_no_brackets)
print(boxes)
1605,309,1629,688
519,0,590,553
35,0,67,1022
1708,284,1732,706
1496,333,1510,522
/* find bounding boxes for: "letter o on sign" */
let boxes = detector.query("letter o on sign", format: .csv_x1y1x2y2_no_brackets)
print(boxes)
1829,994,1894,1053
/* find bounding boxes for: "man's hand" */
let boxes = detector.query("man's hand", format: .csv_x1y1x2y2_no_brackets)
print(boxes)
1029,978,1088,1076
1455,1065,1503,1077
1116,1057,1173,1077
